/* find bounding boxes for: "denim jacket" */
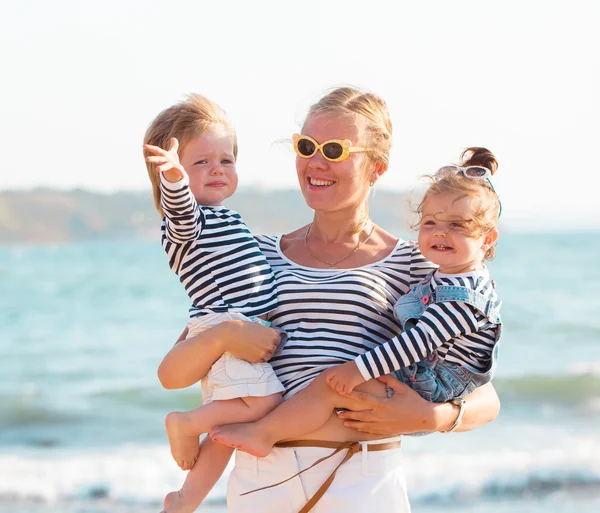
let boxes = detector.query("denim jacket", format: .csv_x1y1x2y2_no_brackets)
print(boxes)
391,270,502,402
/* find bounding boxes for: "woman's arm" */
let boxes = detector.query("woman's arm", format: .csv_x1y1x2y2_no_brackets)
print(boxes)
449,382,500,432
157,320,283,390
337,375,499,435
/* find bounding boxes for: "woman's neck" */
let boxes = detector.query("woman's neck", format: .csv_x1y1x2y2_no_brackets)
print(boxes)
309,208,370,243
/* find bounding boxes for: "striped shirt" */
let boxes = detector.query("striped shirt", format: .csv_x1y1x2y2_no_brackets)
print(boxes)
356,269,501,380
160,176,278,318
256,234,436,397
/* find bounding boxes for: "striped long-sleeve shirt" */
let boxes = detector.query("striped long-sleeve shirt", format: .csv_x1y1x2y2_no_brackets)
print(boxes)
255,234,436,397
160,175,278,318
355,269,501,380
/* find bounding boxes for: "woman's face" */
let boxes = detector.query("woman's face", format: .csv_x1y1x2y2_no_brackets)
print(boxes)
296,113,373,214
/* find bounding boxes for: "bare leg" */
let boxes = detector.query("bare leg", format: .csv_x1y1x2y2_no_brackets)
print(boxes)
210,372,362,457
166,393,282,469
161,437,234,513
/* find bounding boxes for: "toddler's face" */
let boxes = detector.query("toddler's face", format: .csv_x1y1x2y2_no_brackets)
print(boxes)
180,125,238,206
418,192,496,274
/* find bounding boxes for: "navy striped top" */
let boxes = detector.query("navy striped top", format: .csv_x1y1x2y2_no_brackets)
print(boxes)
356,269,501,380
256,234,436,397
159,176,278,318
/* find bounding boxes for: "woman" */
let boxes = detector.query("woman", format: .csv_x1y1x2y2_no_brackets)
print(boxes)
158,87,500,512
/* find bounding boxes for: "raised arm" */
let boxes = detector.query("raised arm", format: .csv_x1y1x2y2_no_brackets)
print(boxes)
157,320,284,389
337,374,499,435
145,138,202,243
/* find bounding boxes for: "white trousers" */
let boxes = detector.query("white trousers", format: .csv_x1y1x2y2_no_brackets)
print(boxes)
226,436,411,513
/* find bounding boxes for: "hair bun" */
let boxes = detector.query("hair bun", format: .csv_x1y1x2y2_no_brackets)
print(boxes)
459,147,498,176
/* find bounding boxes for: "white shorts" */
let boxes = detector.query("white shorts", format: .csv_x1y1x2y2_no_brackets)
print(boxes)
226,436,410,513
187,312,285,404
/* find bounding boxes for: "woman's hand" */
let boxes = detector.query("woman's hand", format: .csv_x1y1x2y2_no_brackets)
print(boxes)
222,320,283,363
338,375,500,435
337,374,436,435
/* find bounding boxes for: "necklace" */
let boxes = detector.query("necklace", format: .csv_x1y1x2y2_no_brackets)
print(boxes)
304,221,376,268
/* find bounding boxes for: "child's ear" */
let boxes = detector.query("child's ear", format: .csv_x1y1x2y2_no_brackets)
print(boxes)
484,229,499,247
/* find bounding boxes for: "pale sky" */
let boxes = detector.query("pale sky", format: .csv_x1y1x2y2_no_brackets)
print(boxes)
1,0,598,230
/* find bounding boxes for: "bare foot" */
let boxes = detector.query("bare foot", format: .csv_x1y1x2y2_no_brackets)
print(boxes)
165,412,200,470
160,490,199,513
209,423,273,457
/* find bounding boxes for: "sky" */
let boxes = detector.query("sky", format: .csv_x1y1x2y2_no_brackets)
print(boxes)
1,0,598,230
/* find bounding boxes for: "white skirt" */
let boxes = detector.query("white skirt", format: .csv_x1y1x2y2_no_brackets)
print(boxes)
226,436,410,513
187,312,285,404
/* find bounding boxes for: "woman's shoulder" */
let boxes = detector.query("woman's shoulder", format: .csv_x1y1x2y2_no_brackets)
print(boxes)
378,237,436,284
383,237,419,263
253,234,280,255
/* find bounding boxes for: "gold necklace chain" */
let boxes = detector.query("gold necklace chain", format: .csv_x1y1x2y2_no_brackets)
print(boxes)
304,221,376,268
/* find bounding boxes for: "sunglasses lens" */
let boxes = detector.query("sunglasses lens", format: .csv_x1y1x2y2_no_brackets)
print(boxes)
322,142,344,160
297,138,316,157
464,167,488,178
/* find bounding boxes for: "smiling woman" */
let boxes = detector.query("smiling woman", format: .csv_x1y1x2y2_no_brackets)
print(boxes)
156,87,501,513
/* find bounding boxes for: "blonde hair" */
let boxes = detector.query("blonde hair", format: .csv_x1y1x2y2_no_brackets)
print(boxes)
414,147,501,260
303,87,393,172
143,94,237,216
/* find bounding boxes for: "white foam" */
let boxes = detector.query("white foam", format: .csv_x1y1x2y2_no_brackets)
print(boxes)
403,434,600,501
1,436,599,506
0,445,230,505
568,361,600,376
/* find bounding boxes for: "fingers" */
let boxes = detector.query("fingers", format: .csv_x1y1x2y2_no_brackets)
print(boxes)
271,328,285,348
169,137,179,152
145,155,168,163
144,143,167,156
376,374,407,392
343,389,385,408
325,371,343,394
337,408,373,423
340,420,386,434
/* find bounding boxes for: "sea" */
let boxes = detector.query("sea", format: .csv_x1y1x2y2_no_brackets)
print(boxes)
1,233,599,513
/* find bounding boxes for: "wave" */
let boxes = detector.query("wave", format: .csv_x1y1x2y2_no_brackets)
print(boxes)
494,365,600,408
1,436,599,507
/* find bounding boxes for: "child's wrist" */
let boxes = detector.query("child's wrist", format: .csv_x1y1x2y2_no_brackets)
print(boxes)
216,320,244,353
161,168,185,183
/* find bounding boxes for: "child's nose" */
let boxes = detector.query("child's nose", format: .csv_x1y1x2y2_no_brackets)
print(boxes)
210,164,224,175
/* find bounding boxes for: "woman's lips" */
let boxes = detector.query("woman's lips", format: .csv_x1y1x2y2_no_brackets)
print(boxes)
307,176,335,188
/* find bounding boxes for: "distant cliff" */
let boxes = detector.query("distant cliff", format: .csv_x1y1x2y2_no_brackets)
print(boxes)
0,188,414,245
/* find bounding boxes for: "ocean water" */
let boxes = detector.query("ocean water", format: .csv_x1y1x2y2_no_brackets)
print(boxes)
1,233,599,513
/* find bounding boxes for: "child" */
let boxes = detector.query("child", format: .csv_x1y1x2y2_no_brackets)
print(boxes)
210,146,502,456
143,94,285,513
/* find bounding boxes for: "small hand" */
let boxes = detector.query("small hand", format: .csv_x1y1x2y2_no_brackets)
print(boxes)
325,361,365,395
223,321,283,364
144,137,187,183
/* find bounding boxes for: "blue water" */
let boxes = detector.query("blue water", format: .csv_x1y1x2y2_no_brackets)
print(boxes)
1,233,599,512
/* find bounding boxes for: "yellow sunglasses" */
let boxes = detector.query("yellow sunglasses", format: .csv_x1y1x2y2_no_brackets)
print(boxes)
293,134,374,162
